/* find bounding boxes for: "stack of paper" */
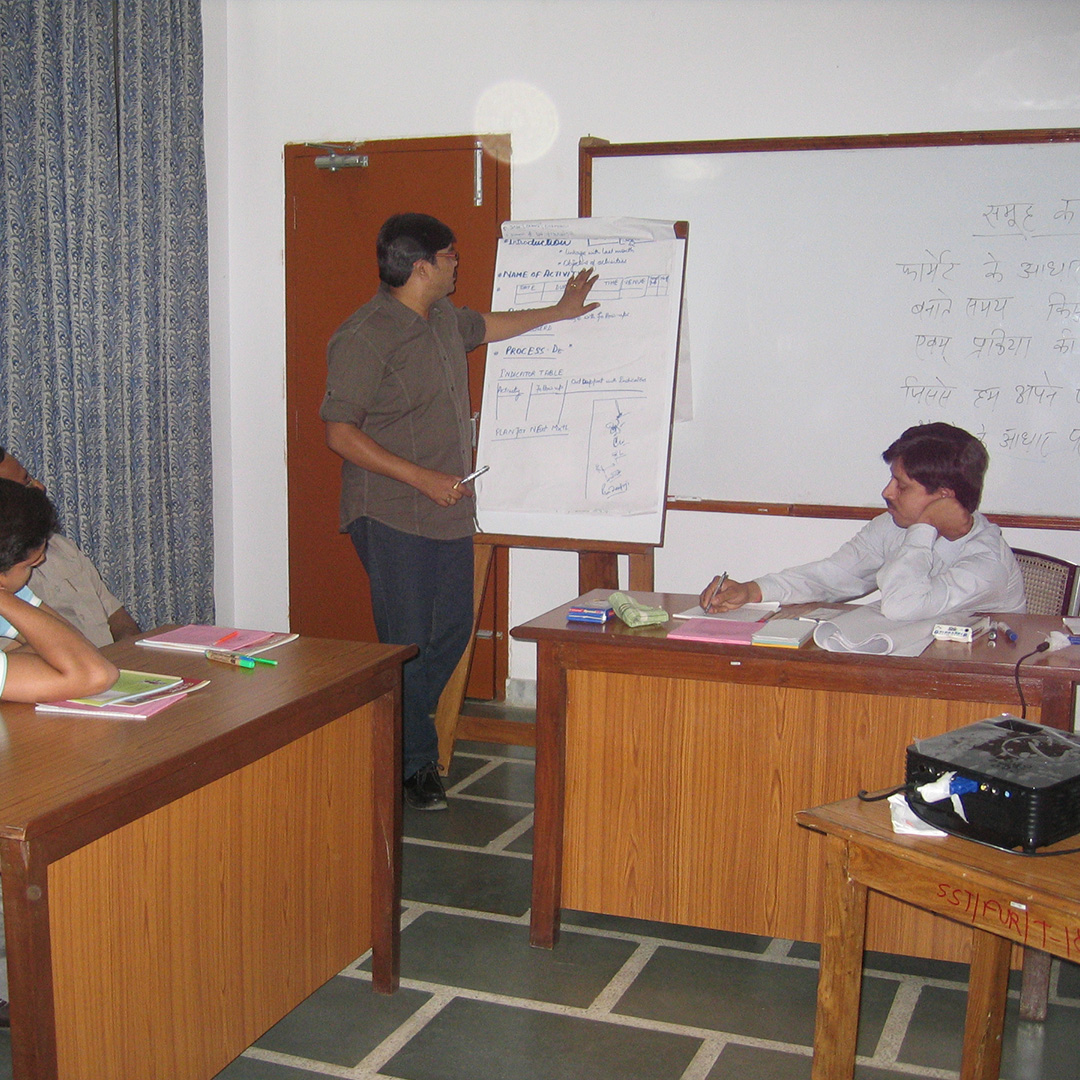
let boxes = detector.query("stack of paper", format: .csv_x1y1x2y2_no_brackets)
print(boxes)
137,625,298,655
750,618,815,649
36,671,208,720
666,619,760,645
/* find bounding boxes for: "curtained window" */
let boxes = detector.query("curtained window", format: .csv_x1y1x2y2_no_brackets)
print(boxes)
0,0,212,628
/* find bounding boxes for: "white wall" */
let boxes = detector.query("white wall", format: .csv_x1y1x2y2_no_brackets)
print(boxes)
202,0,1080,691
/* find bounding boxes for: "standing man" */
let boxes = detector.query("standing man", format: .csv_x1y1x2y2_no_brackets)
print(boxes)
322,213,598,810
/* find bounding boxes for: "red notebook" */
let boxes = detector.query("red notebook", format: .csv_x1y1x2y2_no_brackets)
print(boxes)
666,618,760,645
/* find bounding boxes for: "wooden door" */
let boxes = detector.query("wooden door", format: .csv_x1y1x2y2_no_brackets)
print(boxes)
285,136,511,698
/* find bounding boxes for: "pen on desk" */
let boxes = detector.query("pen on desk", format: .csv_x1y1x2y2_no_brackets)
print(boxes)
205,649,255,669
245,656,277,666
703,571,728,612
213,630,239,646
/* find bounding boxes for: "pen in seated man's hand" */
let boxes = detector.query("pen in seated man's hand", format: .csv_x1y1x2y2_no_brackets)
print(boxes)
696,422,1027,623
700,576,762,614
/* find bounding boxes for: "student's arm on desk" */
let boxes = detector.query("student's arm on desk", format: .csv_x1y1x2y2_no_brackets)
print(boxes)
324,421,467,507
876,525,1013,622
0,590,117,702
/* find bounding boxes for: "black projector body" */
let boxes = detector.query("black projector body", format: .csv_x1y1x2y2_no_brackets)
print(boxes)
905,716,1080,852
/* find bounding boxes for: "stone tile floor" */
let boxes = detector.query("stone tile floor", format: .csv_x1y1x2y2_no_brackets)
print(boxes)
2,736,1078,1079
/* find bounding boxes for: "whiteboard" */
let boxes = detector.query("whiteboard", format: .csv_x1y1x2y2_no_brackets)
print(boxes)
588,136,1080,518
475,218,685,543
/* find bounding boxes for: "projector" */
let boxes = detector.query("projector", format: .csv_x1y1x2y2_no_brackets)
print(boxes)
905,716,1080,852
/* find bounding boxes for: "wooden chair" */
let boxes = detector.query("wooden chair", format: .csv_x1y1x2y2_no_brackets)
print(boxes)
1011,548,1079,617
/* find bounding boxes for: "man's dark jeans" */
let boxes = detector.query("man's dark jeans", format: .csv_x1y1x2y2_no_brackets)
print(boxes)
348,517,473,779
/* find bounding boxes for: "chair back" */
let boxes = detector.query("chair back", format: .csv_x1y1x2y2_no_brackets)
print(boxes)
1011,548,1079,617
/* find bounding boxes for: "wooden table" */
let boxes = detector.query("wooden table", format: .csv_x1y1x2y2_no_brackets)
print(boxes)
797,796,1080,1080
512,593,1080,967
0,634,413,1080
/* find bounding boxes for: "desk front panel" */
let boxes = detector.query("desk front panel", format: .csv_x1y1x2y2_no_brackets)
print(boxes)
560,667,1019,962
47,704,376,1080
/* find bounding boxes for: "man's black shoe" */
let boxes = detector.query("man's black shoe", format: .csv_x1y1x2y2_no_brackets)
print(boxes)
404,763,447,811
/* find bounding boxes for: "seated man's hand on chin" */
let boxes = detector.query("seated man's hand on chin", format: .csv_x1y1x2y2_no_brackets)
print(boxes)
915,494,973,541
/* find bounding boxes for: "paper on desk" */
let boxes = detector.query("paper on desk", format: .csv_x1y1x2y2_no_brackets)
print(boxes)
888,794,947,836
674,602,780,621
812,604,937,656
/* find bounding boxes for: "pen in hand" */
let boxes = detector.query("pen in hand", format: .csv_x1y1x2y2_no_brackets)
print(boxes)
702,571,728,612
453,464,489,490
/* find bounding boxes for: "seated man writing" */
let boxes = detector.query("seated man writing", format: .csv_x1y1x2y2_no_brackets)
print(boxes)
700,422,1026,620
0,446,141,645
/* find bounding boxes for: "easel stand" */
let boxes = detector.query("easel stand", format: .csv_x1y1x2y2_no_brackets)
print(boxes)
434,533,656,772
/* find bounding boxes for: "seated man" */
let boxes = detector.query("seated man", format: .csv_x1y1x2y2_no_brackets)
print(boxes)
700,422,1026,620
0,447,140,645
0,478,119,1026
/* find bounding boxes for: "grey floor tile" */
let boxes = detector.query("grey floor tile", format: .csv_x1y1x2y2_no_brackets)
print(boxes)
788,939,970,982
455,738,535,760
441,753,493,789
212,1054,343,1079
379,909,638,1006
402,839,532,915
613,947,896,1053
505,823,533,854
563,909,773,952
901,983,1080,1077
862,948,968,982
404,796,532,846
705,1044,813,1080
1056,956,1080,998
252,978,431,1066
0,1032,9,1080
454,760,535,802
382,996,702,1080
706,1043,929,1080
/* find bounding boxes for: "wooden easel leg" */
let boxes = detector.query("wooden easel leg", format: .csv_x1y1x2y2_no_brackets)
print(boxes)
578,551,618,593
628,549,655,591
435,541,496,774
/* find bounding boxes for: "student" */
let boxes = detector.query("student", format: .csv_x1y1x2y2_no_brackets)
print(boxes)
322,212,598,810
700,422,1026,620
0,478,119,1026
0,479,118,700
0,447,141,645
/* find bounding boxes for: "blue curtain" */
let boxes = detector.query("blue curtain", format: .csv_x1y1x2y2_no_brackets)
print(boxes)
0,0,212,628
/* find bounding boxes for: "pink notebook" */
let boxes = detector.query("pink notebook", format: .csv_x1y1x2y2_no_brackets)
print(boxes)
666,618,760,645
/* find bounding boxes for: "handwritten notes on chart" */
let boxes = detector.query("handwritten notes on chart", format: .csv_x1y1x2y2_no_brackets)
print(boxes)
475,219,685,543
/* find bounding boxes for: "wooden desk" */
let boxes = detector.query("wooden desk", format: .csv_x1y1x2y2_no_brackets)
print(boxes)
0,635,413,1080
512,594,1080,963
797,797,1080,1080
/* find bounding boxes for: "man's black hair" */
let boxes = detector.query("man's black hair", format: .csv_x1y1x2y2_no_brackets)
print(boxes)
0,478,57,573
882,422,988,513
377,213,456,287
